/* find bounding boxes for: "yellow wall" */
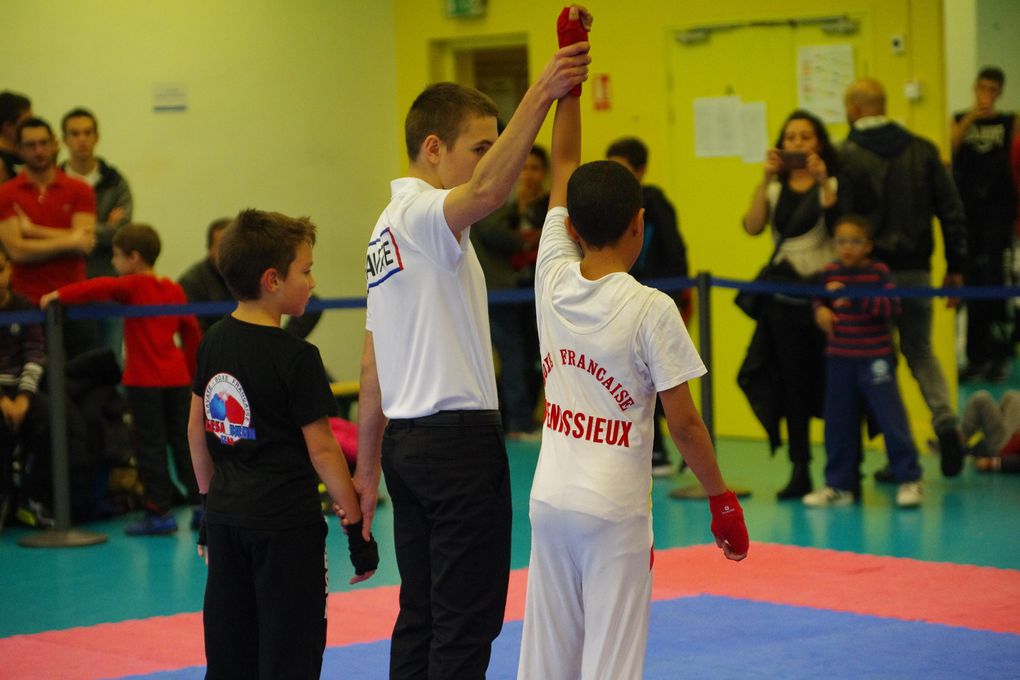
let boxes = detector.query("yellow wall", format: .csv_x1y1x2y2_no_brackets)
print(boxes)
3,0,958,441
2,0,399,378
393,0,956,443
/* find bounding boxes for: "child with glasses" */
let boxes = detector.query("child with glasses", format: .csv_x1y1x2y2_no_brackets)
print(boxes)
806,214,924,508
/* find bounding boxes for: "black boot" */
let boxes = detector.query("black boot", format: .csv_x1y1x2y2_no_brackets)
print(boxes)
777,462,812,500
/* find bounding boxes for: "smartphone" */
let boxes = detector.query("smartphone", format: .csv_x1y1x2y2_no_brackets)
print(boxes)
779,150,807,170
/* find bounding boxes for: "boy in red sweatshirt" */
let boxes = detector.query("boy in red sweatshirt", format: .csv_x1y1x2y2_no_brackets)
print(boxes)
41,223,201,534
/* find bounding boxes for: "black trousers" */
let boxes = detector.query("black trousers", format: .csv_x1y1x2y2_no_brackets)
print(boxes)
126,385,197,513
204,520,328,680
0,387,50,502
964,218,1013,366
382,410,511,680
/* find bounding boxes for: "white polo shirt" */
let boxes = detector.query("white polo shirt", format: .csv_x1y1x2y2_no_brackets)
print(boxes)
531,207,706,520
365,177,498,419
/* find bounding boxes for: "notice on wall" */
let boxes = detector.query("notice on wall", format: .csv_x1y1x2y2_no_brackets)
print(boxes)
797,44,855,123
739,101,769,163
694,96,769,162
693,96,741,157
152,83,188,113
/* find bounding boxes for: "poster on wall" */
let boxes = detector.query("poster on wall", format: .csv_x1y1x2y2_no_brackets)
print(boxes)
797,44,855,123
693,96,768,162
693,96,741,157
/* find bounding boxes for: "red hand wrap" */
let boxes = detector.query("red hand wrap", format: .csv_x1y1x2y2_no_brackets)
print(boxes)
709,490,749,555
557,7,588,96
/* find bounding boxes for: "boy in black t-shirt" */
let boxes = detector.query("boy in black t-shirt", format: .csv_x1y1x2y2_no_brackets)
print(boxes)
188,209,377,680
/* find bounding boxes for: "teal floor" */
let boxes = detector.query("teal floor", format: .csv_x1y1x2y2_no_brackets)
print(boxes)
2,434,1018,639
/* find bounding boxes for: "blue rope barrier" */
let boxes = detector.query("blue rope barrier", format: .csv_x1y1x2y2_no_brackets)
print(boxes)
0,275,1016,325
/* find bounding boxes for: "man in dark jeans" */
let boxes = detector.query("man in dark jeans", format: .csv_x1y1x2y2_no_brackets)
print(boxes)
840,77,969,478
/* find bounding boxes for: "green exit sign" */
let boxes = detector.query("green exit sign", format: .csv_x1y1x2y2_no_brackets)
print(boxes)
447,0,487,18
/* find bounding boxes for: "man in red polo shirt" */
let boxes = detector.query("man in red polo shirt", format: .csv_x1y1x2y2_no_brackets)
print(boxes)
0,117,96,305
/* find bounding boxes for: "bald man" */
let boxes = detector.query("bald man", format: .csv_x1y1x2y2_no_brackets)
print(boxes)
840,77,968,480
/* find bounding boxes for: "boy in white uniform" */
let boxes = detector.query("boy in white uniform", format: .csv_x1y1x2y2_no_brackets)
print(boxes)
354,7,593,679
517,11,749,680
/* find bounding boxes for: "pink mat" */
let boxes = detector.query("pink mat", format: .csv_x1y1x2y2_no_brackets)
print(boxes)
3,543,1017,680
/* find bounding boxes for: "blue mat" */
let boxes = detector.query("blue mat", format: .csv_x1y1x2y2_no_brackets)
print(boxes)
112,595,1020,680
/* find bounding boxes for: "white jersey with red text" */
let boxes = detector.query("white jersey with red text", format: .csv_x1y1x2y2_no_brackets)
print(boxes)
531,207,705,520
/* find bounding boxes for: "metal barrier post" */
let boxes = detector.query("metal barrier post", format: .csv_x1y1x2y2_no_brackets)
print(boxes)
19,302,106,548
670,272,751,500
697,271,714,443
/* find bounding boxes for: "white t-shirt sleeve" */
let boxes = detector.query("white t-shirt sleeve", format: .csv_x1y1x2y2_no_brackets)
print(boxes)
536,206,581,295
399,186,464,271
638,294,707,392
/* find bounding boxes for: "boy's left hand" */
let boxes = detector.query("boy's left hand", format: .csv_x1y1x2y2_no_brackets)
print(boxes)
708,491,748,561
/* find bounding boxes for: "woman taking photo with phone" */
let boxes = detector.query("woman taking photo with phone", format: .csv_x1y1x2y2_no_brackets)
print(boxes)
739,109,842,500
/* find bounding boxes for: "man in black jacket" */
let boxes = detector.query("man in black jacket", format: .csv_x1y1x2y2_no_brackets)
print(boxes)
840,77,968,478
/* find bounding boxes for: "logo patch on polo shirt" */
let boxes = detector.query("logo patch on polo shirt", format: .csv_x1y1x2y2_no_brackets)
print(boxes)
366,227,404,288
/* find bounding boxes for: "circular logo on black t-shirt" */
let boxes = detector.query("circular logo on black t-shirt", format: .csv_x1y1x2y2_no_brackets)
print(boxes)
204,372,256,445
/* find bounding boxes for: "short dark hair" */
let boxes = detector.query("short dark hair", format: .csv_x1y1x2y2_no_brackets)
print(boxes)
605,137,648,172
977,66,1005,87
566,160,643,249
774,109,838,180
404,83,499,161
0,91,30,127
16,117,54,144
834,213,873,240
529,144,549,170
61,107,98,135
113,224,162,266
206,217,232,249
217,209,317,301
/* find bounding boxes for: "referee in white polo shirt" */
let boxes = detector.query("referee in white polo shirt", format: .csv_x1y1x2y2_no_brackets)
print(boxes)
353,23,591,680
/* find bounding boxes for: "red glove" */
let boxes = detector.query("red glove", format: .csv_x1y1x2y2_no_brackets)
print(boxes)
557,7,589,96
709,491,749,556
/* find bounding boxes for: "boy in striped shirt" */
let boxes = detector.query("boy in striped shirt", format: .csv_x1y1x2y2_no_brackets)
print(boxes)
806,214,923,507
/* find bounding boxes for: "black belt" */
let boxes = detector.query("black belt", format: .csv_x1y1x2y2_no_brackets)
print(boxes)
388,409,502,429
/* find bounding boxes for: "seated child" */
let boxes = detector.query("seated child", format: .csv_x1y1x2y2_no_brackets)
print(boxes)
41,223,203,535
516,9,748,680
0,244,49,529
963,389,1020,473
188,209,377,679
806,214,923,507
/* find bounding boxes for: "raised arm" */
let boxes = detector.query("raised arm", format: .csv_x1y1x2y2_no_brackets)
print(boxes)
443,6,592,233
549,94,581,209
742,150,782,235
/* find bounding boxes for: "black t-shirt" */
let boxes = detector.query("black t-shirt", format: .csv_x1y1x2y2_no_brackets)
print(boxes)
952,112,1017,221
193,315,335,530
773,184,822,239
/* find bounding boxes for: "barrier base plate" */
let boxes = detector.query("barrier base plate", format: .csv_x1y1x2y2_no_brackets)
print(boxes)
18,529,108,548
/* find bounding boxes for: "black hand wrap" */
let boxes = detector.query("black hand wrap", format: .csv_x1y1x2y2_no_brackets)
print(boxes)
197,494,207,548
345,520,379,575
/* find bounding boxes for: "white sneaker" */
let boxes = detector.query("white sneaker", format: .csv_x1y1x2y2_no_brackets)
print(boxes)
896,482,923,507
802,486,854,507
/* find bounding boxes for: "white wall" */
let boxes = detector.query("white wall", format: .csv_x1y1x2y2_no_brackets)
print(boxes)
2,1,399,378
977,0,1020,110
945,0,1020,114
944,0,978,115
